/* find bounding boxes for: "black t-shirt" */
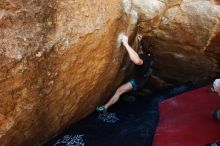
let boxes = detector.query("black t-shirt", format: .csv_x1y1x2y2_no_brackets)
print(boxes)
134,54,154,87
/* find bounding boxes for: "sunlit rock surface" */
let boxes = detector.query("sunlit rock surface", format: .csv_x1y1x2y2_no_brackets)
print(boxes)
0,0,131,145
133,0,220,85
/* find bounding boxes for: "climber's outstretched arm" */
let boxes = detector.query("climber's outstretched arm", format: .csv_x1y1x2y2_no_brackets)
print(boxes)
122,35,143,65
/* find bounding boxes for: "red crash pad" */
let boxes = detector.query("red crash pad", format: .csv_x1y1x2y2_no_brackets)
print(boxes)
153,85,220,146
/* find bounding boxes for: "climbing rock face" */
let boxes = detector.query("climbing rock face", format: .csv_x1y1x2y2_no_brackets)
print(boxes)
1,0,220,145
0,0,130,145
133,0,220,85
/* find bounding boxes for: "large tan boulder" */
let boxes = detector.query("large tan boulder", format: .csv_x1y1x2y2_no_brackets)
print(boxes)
133,0,220,85
1,0,220,145
0,0,133,145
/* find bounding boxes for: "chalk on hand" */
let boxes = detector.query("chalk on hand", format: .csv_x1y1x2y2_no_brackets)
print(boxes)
116,32,125,48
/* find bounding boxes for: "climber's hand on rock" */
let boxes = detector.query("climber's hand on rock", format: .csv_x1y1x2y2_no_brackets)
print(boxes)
122,35,129,45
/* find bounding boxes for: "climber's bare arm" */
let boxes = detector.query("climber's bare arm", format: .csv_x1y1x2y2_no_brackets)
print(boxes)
122,35,143,65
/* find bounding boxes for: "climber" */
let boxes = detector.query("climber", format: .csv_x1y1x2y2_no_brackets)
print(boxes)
96,34,154,113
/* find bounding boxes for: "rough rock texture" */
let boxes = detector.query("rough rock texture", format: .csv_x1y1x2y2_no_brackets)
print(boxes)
132,0,220,85
0,0,132,145
1,0,220,145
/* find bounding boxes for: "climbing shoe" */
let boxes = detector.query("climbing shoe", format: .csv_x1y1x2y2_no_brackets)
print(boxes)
96,105,106,113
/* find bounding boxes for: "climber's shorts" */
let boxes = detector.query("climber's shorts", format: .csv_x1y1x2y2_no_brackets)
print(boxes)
129,79,138,91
